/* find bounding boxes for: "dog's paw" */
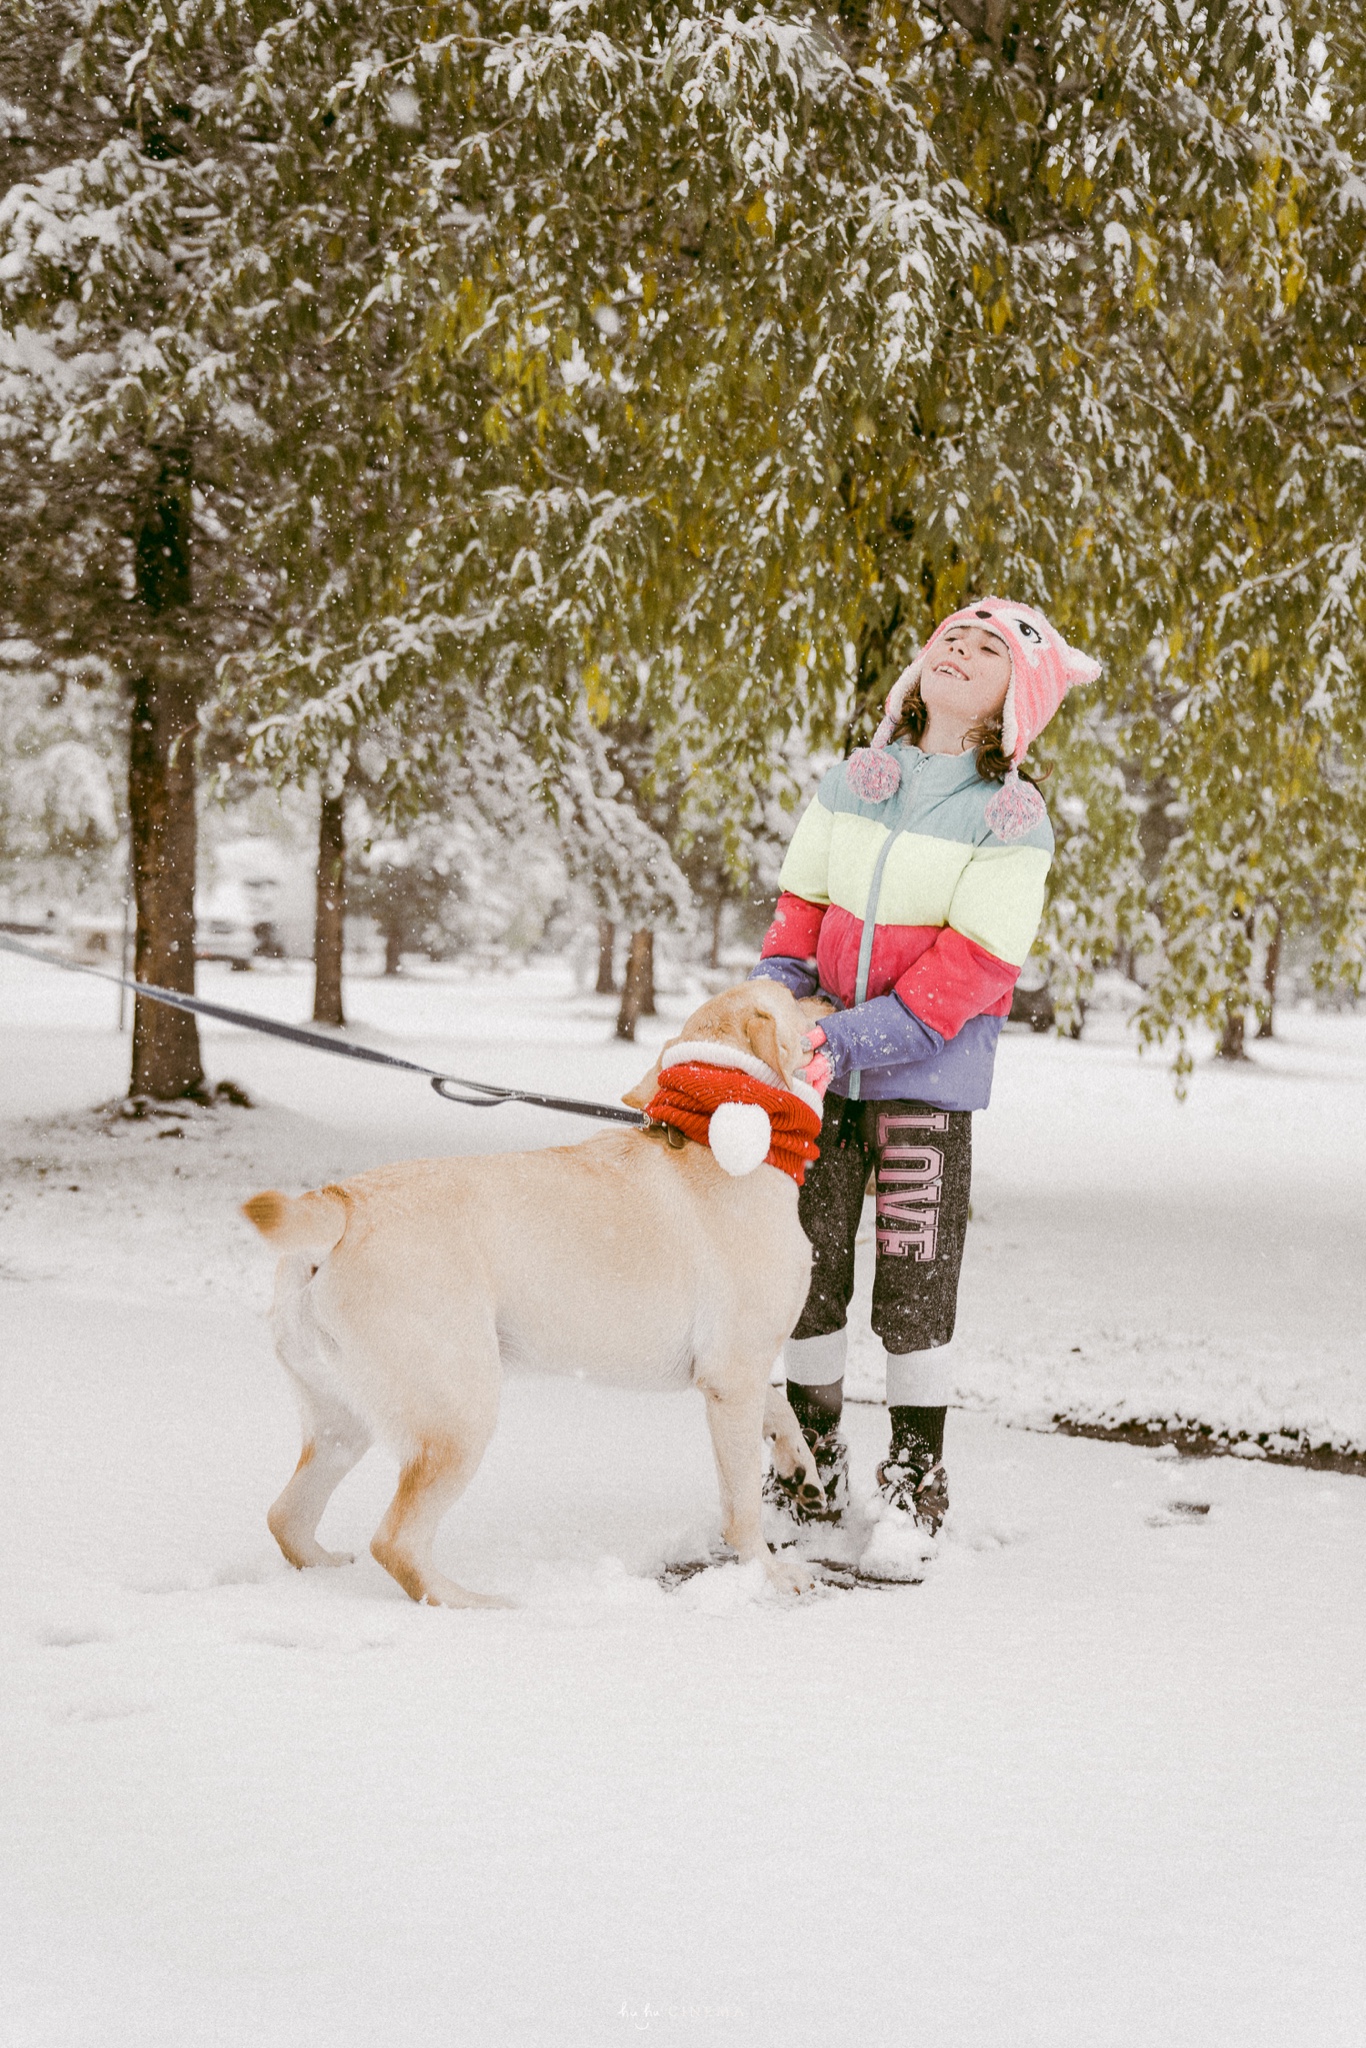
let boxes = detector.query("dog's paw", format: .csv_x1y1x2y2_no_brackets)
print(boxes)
763,1549,815,1596
762,1387,826,1510
271,1531,356,1571
418,1576,515,1611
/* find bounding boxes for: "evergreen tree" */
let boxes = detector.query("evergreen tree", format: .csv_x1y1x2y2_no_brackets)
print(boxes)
0,0,260,1095
6,0,1364,1072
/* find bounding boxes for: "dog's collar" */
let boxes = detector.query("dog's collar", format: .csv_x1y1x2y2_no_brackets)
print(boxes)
643,1063,823,1186
659,1039,823,1120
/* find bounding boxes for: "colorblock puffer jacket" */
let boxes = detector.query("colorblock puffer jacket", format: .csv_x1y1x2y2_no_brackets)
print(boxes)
752,745,1053,1111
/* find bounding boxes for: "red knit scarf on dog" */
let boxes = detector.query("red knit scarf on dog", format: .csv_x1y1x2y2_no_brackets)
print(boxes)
644,1063,823,1187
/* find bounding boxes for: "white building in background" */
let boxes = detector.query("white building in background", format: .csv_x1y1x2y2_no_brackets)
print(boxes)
196,834,317,966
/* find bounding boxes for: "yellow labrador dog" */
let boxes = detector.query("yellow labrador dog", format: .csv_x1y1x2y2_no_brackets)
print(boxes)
243,981,826,1606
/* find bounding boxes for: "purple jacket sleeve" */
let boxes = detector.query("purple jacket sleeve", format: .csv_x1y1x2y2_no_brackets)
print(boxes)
748,956,819,1001
818,993,944,1082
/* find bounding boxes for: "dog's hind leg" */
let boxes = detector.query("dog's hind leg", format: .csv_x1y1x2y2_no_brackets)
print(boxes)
266,1255,372,1569
370,1441,508,1609
268,1369,372,1569
368,1340,508,1609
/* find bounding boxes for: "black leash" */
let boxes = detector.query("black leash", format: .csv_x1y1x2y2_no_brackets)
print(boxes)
0,931,648,1127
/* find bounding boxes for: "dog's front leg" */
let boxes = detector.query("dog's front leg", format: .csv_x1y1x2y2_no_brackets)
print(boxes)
700,1377,813,1595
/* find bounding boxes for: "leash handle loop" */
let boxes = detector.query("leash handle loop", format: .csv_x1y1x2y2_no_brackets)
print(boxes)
429,1075,511,1109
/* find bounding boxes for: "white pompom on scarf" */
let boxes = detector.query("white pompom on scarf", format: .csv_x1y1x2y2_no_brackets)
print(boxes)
706,1100,773,1177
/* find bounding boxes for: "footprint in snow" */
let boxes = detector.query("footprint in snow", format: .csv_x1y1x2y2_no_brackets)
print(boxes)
35,1619,124,1648
235,1622,398,1653
943,1514,1033,1551
52,1690,155,1724
1146,1500,1213,1528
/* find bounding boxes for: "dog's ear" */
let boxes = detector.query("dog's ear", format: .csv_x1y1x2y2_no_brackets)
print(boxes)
621,1058,662,1110
745,1005,799,1088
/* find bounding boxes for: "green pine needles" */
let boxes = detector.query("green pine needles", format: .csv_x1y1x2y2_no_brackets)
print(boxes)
3,0,1365,1063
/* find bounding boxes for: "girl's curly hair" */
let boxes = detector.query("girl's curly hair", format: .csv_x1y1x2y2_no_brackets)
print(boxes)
890,680,1043,787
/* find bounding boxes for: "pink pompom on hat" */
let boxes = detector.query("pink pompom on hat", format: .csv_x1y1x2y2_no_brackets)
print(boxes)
844,597,1101,838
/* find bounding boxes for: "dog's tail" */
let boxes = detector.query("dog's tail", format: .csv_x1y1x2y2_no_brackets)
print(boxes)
241,1185,351,1252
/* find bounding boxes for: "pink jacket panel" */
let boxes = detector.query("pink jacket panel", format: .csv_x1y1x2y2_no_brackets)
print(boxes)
760,893,1017,1040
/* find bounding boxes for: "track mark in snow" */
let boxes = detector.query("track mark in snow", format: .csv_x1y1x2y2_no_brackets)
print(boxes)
807,1556,921,1591
211,1557,281,1588
34,1620,124,1648
234,1623,397,1654
1147,1499,1214,1528
52,1690,155,1724
656,1553,730,1590
946,1517,1033,1550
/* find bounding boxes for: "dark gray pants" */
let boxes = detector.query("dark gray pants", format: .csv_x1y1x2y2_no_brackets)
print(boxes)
791,1095,973,1356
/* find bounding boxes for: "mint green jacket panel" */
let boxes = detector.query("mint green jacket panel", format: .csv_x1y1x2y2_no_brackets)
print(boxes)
778,748,1054,971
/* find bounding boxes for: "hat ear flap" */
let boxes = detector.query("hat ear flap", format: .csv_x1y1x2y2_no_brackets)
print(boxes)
871,656,922,751
1000,677,1019,761
884,653,923,716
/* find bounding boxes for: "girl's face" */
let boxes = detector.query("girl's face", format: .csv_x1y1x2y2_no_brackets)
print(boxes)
918,623,1012,730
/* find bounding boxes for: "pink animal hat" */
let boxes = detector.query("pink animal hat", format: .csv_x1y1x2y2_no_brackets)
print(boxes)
846,597,1101,838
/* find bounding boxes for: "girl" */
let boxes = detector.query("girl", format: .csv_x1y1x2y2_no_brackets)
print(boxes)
753,599,1100,1534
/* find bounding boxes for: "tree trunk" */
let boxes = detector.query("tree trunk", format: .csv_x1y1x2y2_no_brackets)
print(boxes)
129,663,205,1097
709,894,723,971
615,929,653,1042
313,790,346,1026
639,927,656,1015
128,448,204,1100
1216,1003,1249,1062
595,918,616,994
383,924,404,977
1256,913,1282,1040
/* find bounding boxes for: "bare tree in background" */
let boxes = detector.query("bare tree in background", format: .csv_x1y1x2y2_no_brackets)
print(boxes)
313,783,347,1027
128,447,206,1100
595,918,616,993
615,929,655,1042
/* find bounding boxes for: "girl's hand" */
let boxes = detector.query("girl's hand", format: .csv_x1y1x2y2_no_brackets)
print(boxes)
796,1026,832,1098
797,1051,833,1097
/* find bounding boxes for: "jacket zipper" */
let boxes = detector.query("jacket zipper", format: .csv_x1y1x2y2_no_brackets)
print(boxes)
846,751,928,1103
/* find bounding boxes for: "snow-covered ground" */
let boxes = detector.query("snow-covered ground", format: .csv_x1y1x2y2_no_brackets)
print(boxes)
2,953,1363,2045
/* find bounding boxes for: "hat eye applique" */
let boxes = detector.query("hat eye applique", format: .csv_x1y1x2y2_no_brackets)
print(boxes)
1013,617,1044,666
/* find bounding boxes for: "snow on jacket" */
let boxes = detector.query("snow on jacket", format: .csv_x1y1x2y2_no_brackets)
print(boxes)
751,744,1054,1111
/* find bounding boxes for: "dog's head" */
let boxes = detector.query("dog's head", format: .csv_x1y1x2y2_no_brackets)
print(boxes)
622,979,814,1109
